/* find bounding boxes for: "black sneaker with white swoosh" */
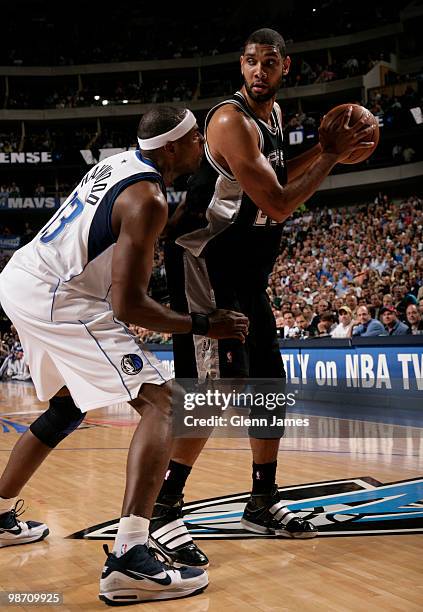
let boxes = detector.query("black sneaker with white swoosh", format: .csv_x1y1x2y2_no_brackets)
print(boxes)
0,499,49,548
99,543,208,605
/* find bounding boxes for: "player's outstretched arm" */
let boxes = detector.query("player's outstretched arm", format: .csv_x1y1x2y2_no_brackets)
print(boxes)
111,181,248,340
208,106,374,223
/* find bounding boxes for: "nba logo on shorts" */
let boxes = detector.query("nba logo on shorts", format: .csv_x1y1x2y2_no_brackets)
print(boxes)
121,354,143,375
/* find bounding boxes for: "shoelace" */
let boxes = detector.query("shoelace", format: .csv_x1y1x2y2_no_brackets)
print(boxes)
11,499,26,517
0,498,26,529
146,545,173,571
103,543,173,573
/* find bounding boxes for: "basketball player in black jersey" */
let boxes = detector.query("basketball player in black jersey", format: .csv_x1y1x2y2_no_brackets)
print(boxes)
149,29,376,567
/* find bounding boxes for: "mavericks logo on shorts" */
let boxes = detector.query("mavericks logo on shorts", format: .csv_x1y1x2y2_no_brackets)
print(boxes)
121,354,143,375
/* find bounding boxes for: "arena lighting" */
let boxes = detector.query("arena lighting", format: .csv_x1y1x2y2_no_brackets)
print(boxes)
94,95,100,101
102,99,109,106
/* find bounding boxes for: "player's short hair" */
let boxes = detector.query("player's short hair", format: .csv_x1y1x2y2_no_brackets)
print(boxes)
244,28,286,57
137,106,187,140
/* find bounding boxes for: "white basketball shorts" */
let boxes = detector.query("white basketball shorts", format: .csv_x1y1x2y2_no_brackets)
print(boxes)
0,290,172,412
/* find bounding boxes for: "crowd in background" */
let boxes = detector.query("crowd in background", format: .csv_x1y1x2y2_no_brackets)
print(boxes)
367,80,422,128
0,326,31,381
5,78,197,111
2,3,399,66
4,46,399,111
1,75,422,202
0,191,421,379
0,1,420,387
268,193,423,338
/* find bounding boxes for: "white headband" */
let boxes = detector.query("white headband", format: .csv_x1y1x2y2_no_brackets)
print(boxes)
138,110,196,151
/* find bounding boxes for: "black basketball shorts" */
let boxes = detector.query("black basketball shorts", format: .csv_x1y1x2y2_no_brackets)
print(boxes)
165,243,285,380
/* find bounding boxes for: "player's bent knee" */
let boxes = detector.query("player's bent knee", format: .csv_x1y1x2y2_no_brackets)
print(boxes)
248,404,286,439
131,381,173,418
30,395,86,448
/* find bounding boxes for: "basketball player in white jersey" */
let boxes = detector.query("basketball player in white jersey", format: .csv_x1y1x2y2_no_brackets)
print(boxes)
0,106,248,605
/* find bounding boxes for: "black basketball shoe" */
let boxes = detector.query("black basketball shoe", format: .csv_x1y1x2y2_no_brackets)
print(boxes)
149,494,209,568
99,543,208,605
0,499,49,548
240,485,318,538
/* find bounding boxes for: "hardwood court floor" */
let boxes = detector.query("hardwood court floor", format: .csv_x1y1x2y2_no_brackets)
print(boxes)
0,382,422,611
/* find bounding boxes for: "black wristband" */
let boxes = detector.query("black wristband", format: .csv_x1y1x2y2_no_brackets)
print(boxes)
190,313,210,336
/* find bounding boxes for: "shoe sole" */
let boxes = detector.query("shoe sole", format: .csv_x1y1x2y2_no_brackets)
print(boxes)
239,518,269,534
0,527,49,548
172,560,209,569
241,519,318,539
274,529,318,539
99,582,208,606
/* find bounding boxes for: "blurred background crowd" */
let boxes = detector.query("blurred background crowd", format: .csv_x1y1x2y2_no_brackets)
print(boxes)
0,1,422,382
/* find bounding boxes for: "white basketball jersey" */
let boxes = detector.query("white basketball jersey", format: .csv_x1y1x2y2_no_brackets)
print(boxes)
1,150,163,322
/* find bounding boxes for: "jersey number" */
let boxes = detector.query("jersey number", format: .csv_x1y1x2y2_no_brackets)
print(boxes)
40,193,85,244
254,210,278,226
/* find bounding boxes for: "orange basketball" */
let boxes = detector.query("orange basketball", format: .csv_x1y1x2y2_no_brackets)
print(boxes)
321,103,379,164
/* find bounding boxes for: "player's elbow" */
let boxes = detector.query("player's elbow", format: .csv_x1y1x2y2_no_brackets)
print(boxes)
113,289,149,323
259,188,289,223
270,210,288,223
113,301,131,322
112,295,137,322
259,204,286,224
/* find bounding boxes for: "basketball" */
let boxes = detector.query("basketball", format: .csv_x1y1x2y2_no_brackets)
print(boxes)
321,103,380,164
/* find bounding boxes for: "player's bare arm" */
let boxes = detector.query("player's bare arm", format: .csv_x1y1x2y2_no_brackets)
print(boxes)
207,105,375,223
111,180,188,332
286,143,322,182
111,181,248,340
161,196,187,239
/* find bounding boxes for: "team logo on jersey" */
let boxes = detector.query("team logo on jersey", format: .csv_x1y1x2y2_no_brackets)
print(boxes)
121,354,143,375
67,476,423,540
267,149,284,167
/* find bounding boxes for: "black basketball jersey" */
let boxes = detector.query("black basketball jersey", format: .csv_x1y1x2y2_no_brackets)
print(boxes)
176,91,287,290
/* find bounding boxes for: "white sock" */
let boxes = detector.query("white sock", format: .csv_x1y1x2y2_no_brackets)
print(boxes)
0,496,16,515
113,514,150,558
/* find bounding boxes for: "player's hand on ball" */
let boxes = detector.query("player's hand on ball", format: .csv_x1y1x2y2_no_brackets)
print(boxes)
319,105,376,162
207,309,249,343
